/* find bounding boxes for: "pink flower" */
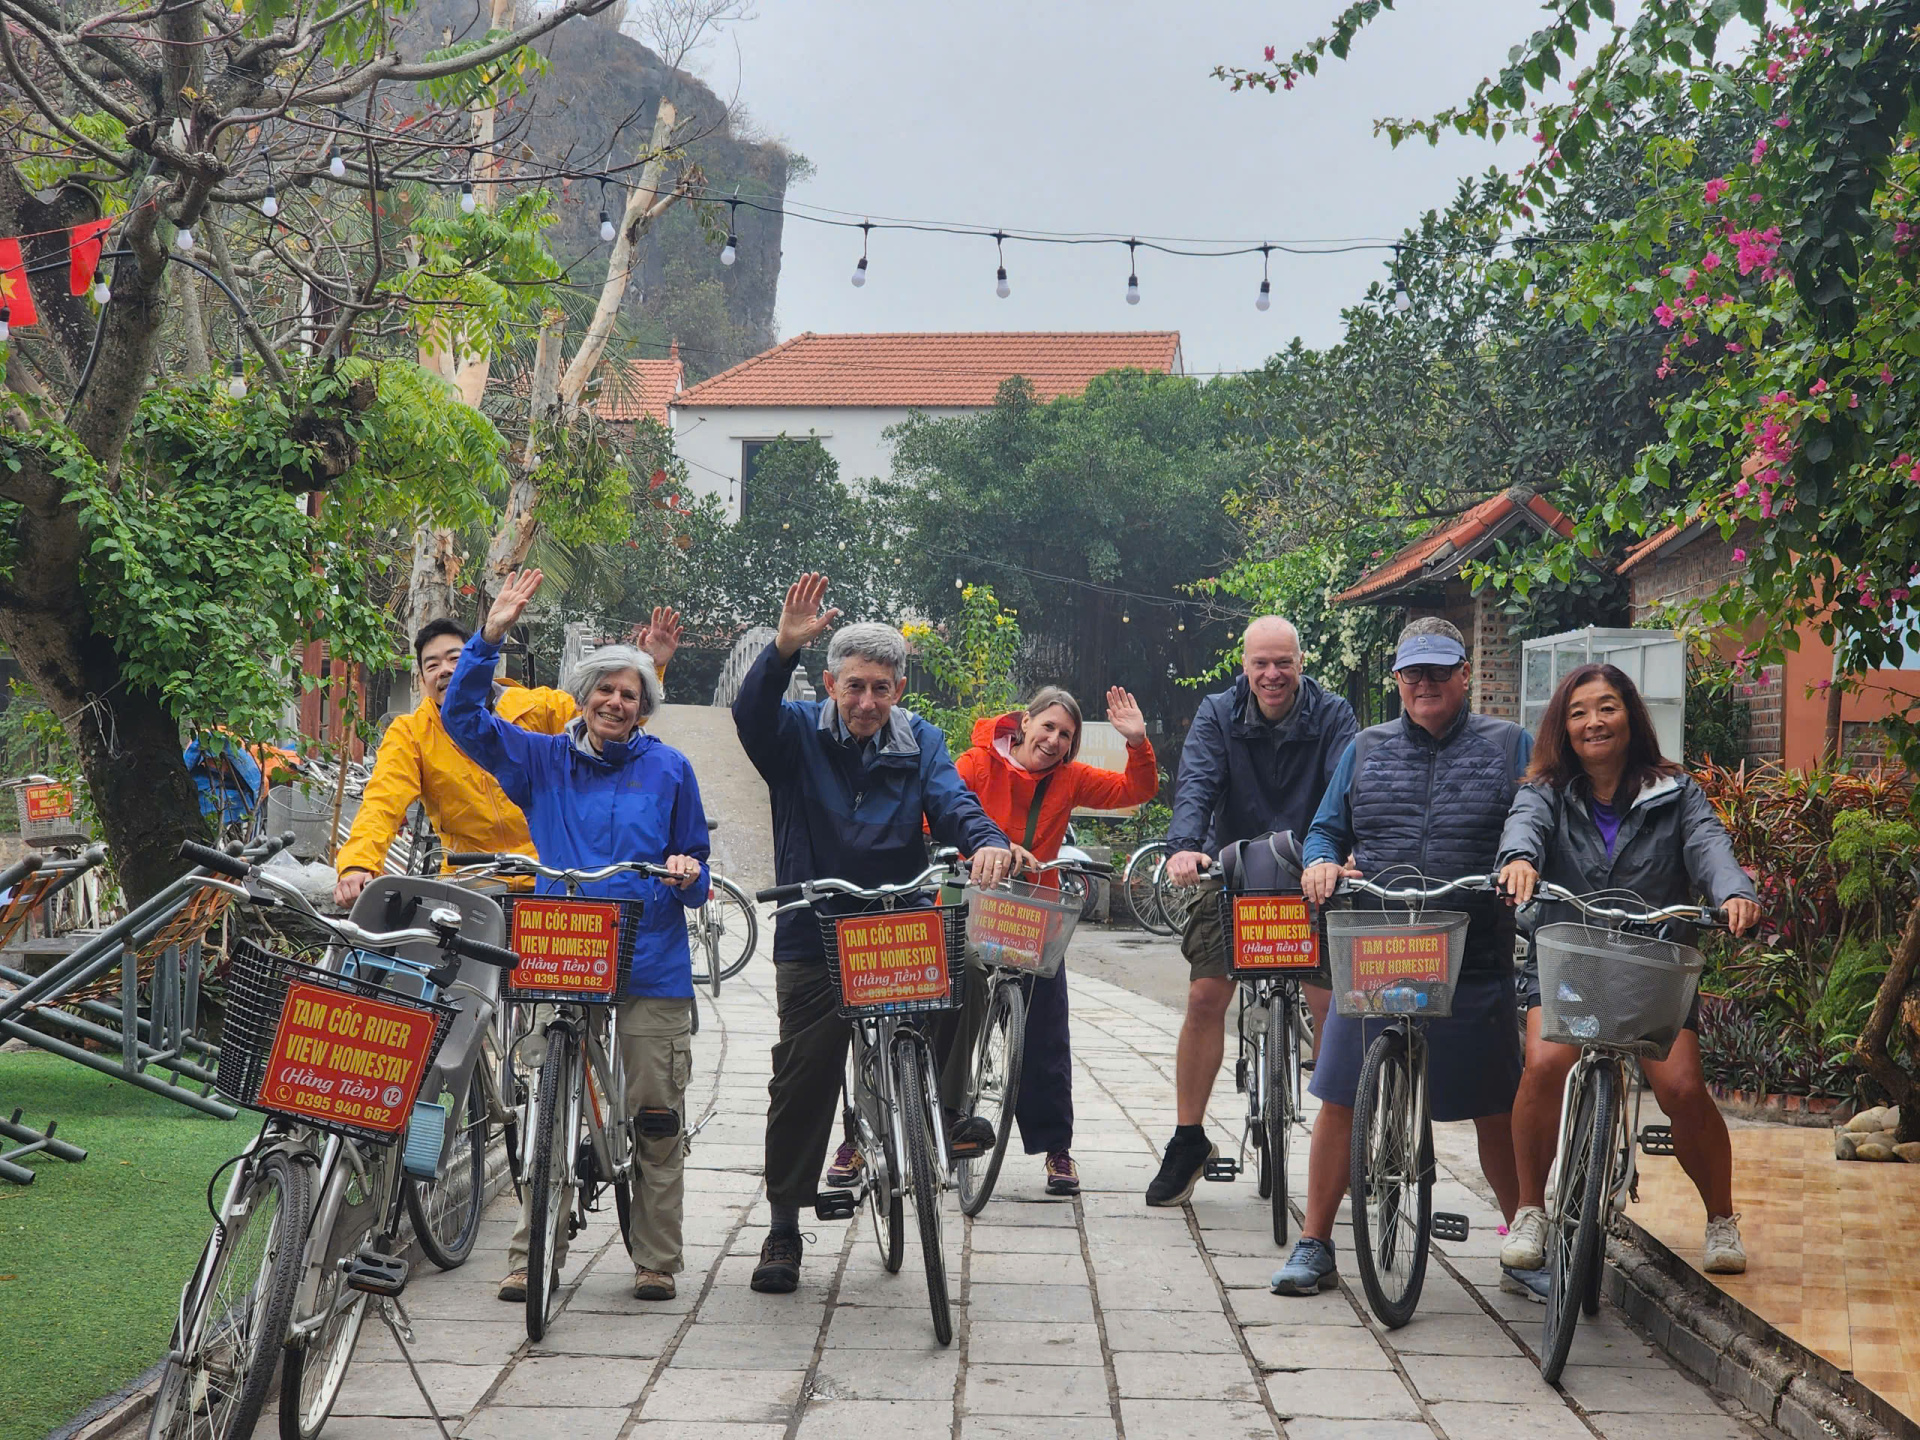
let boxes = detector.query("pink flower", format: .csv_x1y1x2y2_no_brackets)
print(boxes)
1774,113,1791,129
1815,678,1831,693
1264,44,1276,60
1750,193,1763,205
1751,137,1769,165
1766,60,1784,81
1704,177,1730,204
1703,251,1723,271
1654,303,1676,327
1909,463,1920,483
1727,342,1743,352
1734,479,1751,498
1533,131,1546,144
1850,393,1859,408
1732,548,1748,562
1810,378,1829,395
1882,368,1896,384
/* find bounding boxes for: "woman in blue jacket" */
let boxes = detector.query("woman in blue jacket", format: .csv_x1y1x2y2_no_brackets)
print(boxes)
443,568,710,1306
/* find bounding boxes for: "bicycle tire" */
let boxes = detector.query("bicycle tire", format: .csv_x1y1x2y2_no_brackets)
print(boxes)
1250,1004,1273,1200
687,876,759,984
852,1044,902,1273
896,1040,953,1346
525,1026,576,1342
280,1147,391,1440
1542,1063,1613,1385
150,1150,310,1440
404,1079,487,1270
1349,1028,1432,1329
1153,855,1204,936
957,977,1026,1216
1266,993,1292,1247
1123,842,1173,934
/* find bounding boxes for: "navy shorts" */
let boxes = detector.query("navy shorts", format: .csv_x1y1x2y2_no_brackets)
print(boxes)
1308,966,1523,1122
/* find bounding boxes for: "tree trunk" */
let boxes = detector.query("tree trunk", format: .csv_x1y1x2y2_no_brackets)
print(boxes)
1854,894,1920,1142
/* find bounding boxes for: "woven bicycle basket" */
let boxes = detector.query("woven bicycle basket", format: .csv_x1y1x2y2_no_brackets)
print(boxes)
1324,907,1470,1019
499,895,647,1003
214,938,455,1146
818,898,968,1020
1535,922,1703,1061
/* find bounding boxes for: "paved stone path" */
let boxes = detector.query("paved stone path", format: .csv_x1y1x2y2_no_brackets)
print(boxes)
306,958,1770,1440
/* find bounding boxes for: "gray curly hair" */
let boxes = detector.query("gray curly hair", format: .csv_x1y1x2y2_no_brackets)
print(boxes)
567,645,663,718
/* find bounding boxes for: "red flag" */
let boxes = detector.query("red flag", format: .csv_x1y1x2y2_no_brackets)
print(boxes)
69,218,112,296
0,239,37,325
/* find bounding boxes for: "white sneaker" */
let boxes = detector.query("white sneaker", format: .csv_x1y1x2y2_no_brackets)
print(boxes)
1499,1205,1548,1270
1703,1214,1747,1274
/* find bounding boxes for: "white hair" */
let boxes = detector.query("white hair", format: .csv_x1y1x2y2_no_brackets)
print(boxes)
567,645,663,717
826,623,908,679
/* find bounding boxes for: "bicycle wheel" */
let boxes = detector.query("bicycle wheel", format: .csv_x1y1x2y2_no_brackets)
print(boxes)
1153,856,1204,936
525,1026,577,1342
1123,842,1173,934
1250,1009,1273,1201
1542,1063,1613,1385
687,876,759,984
852,1044,902,1273
957,976,1026,1216
896,1040,953,1346
150,1151,310,1440
404,1078,487,1270
1266,993,1292,1247
280,1147,392,1439
1349,1028,1432,1329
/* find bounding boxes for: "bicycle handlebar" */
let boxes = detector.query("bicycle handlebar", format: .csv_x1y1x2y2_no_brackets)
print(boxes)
1531,880,1727,929
755,849,966,909
445,852,678,884
180,840,251,880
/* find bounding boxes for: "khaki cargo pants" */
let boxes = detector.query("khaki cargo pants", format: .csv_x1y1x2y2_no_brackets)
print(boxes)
508,996,694,1275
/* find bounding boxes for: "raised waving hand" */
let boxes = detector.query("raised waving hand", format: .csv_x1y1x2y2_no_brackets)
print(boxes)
639,605,683,670
1106,686,1148,747
482,568,544,645
775,573,841,658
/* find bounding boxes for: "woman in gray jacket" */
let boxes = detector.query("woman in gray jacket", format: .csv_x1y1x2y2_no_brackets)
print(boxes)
1495,663,1760,1279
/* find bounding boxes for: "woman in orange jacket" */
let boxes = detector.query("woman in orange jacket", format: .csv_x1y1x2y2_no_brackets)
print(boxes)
955,685,1158,1194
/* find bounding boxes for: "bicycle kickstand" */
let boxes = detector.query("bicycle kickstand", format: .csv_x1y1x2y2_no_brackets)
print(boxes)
379,1295,455,1440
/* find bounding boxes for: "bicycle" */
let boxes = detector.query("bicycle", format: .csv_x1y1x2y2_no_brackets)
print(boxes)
685,822,758,993
1527,882,1722,1385
955,858,1109,1215
1323,872,1490,1329
1121,839,1176,934
759,851,970,1345
445,852,693,1341
151,841,519,1440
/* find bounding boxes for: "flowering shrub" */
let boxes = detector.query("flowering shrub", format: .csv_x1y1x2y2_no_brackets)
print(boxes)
901,584,1024,758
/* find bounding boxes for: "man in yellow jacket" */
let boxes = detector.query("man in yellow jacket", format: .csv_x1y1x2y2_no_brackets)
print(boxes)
332,610,680,906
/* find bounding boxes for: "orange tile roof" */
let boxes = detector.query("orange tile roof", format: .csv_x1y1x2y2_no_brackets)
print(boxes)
1616,521,1689,576
672,331,1184,408
592,342,683,426
1334,488,1576,605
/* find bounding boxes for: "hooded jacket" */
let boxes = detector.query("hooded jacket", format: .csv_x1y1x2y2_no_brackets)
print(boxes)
954,711,1159,882
1498,771,1756,938
442,634,709,999
1166,674,1357,858
334,674,576,877
731,642,1009,965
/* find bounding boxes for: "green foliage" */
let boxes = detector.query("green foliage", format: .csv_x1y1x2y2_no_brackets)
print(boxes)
401,188,563,363
902,584,1024,757
1806,935,1893,1051
1683,649,1753,767
1829,809,1920,939
528,417,633,548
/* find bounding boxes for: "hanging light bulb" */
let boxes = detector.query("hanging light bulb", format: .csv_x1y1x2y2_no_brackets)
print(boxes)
328,148,346,179
1125,239,1141,305
92,277,110,305
851,220,871,287
227,357,248,400
262,186,279,219
459,180,476,214
954,576,965,590
993,230,1010,299
1176,619,1186,632
1394,281,1411,313
175,225,194,253
0,307,11,344
1256,243,1273,312
1122,610,1132,623
720,198,739,265
599,209,615,243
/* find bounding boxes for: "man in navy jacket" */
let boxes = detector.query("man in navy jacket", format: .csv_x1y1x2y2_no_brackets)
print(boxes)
733,573,1012,1294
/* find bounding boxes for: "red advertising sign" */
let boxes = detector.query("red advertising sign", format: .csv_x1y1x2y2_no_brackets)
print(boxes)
834,909,949,1008
256,980,439,1134
1231,894,1319,971
1349,930,1451,987
968,891,1060,973
24,784,73,822
509,899,622,999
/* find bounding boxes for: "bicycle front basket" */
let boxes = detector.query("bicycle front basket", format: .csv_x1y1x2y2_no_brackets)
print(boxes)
966,879,1081,979
818,898,968,1020
1324,908,1470,1019
214,938,455,1146
1535,922,1703,1060
500,895,646,1003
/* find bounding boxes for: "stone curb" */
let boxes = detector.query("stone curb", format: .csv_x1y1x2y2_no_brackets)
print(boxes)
1606,1217,1919,1440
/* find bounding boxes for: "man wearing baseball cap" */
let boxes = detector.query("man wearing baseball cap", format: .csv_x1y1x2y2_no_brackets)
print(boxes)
1271,616,1533,1299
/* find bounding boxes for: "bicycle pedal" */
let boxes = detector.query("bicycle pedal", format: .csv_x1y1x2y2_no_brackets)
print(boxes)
635,1107,681,1140
345,1248,409,1297
813,1188,858,1221
1639,1124,1676,1156
1203,1157,1241,1182
1431,1212,1470,1243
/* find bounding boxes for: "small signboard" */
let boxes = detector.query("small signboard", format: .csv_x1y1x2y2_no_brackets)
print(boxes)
834,909,950,1009
255,980,440,1135
968,890,1062,975
509,898,622,1000
23,784,73,821
1231,893,1320,972
1349,930,1452,987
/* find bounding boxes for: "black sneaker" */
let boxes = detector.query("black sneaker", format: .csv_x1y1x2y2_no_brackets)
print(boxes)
1144,1133,1216,1208
750,1232,803,1293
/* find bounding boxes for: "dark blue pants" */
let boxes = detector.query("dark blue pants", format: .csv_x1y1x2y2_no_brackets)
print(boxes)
1015,966,1074,1155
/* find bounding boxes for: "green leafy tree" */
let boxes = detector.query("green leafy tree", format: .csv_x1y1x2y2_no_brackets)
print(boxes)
902,584,1024,757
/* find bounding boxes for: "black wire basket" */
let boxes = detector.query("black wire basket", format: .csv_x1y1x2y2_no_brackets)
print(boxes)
500,895,648,1003
1214,888,1331,983
214,938,455,1146
817,898,969,1020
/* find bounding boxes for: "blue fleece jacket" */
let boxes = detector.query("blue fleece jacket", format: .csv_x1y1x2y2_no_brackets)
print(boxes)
442,633,710,998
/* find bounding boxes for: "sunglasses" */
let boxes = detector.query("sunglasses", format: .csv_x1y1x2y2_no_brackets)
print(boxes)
1395,664,1462,685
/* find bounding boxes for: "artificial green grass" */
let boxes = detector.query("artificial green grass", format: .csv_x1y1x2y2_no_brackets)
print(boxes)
0,1049,260,1440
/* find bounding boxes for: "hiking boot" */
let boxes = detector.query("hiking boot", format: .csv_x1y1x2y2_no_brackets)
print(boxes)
947,1113,996,1158
1500,1265,1551,1303
1499,1205,1548,1270
1271,1237,1338,1295
1144,1132,1215,1207
1704,1214,1747,1274
1044,1151,1080,1196
633,1268,675,1301
750,1232,804,1294
825,1140,864,1187
496,1268,527,1302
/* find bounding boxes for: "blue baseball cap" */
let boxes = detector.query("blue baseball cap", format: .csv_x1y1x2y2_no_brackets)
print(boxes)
1393,633,1468,671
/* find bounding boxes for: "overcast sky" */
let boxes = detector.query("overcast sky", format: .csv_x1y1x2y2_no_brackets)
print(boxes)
700,1,1552,376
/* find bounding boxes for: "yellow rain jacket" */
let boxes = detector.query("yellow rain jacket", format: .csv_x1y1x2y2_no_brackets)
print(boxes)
334,678,578,875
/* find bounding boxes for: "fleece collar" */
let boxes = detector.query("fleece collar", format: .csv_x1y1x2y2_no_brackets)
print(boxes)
565,715,650,766
816,699,921,759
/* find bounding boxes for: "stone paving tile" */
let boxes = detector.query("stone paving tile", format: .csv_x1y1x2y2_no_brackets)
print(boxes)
1117,1397,1279,1438
965,1281,1096,1322
1243,1322,1395,1371
358,1318,528,1364
1558,1363,1724,1413
1398,1352,1552,1405
639,1367,807,1423
1112,1350,1261,1402
1282,1423,1436,1440
1381,1312,1513,1356
1100,1307,1243,1354
487,1354,653,1408
459,1405,631,1438
630,1425,788,1439
963,1362,1112,1416
811,1346,960,1401
964,1319,1104,1366
822,1305,966,1350
1264,1368,1422,1421
1584,1413,1764,1439
960,1418,1120,1440
966,1224,1086,1254
968,1250,1088,1285
792,1399,955,1439
524,1313,682,1358
1423,1400,1592,1438
329,1361,497,1418
669,1320,822,1370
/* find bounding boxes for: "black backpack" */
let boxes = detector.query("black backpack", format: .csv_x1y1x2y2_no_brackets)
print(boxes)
1217,829,1308,895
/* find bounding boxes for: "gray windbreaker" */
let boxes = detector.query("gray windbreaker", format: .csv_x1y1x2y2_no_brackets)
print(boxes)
1497,772,1756,937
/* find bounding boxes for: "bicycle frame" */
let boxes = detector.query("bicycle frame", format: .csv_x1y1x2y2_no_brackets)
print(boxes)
851,1013,953,1210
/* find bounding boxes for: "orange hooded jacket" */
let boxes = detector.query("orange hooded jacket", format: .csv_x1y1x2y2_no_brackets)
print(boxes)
952,710,1158,884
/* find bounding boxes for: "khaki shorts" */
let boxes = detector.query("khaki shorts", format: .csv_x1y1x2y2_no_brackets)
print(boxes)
1180,875,1333,987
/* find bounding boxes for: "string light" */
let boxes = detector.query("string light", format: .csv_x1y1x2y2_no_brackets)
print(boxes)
1256,244,1272,312
994,231,1010,299
1125,239,1140,306
720,198,739,266
1394,280,1411,313
262,185,279,219
92,276,110,304
175,226,194,253
226,357,247,400
328,147,346,180
598,176,617,242
0,307,10,344
851,220,870,288
459,180,476,214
